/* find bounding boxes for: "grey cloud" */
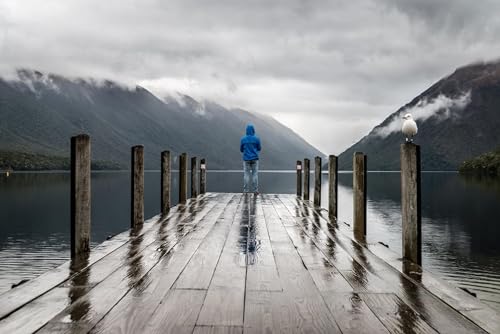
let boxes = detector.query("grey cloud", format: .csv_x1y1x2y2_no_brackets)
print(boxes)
0,0,499,154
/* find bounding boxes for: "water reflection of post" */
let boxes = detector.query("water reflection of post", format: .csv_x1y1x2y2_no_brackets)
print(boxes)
312,211,320,237
68,253,90,322
156,216,171,258
398,269,423,333
126,227,146,291
240,194,250,265
247,195,258,265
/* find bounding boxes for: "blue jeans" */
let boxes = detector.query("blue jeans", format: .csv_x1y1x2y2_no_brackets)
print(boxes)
243,160,259,193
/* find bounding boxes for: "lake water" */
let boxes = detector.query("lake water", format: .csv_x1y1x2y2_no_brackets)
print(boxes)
1,171,499,311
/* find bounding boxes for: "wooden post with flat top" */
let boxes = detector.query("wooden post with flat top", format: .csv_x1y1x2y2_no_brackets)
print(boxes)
191,156,198,198
353,152,367,241
131,145,144,228
179,153,187,204
401,143,422,265
71,134,91,258
303,158,310,200
296,160,302,196
314,156,322,206
200,158,207,194
328,155,338,221
161,150,171,215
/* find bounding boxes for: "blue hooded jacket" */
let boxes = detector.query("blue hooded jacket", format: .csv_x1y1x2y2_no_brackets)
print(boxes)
240,124,261,161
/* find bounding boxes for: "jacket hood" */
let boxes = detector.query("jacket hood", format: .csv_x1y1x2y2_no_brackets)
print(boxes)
246,124,255,136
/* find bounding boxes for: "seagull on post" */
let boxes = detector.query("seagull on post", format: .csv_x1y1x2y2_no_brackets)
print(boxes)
402,113,418,142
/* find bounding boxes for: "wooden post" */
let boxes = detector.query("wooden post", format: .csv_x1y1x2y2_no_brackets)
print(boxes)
71,134,91,258
314,156,322,206
161,150,171,215
303,159,310,200
191,156,198,198
131,145,144,228
328,155,338,221
200,158,207,194
353,152,367,240
401,143,422,265
179,153,187,204
296,160,302,196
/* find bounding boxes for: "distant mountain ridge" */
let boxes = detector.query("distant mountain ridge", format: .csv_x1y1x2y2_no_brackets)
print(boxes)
338,60,500,170
0,69,323,169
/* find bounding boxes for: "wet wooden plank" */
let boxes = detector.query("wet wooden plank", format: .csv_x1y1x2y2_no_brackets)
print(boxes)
278,195,490,333
322,292,390,334
244,290,341,334
173,216,233,289
34,194,233,333
197,198,247,326
0,219,150,321
0,194,217,322
367,243,500,333
194,325,243,334
0,287,71,333
246,266,282,292
145,289,206,334
197,287,245,327
87,194,237,334
360,293,438,334
244,291,303,334
245,195,281,292
308,268,353,293
256,197,342,333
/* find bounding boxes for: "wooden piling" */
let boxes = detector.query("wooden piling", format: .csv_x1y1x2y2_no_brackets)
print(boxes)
296,160,302,196
303,158,310,200
200,158,207,194
131,145,144,228
401,143,422,265
179,153,187,204
353,152,367,240
314,156,322,207
191,156,198,198
328,155,338,221
161,151,171,215
70,134,91,258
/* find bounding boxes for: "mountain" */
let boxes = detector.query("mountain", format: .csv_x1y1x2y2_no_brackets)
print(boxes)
0,70,323,169
338,61,500,170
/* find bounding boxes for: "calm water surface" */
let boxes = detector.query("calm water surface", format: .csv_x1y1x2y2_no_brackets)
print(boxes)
0,171,499,311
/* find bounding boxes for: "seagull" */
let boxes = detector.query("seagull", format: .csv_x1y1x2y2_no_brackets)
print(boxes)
402,113,418,142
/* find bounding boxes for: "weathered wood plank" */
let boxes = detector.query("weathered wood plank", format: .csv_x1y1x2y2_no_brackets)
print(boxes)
279,194,490,334
13,195,227,333
145,289,206,334
322,292,390,334
86,194,237,334
0,195,198,322
197,197,246,326
360,293,438,334
194,325,243,334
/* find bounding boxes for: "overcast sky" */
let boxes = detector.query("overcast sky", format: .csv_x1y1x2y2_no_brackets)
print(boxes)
1,0,499,154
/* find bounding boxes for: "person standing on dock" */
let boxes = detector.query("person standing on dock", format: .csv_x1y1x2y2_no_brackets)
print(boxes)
240,124,261,194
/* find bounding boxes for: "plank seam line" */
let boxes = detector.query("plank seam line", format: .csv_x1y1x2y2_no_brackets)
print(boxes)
193,194,244,328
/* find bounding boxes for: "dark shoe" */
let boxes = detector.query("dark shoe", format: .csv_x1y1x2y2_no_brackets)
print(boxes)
254,191,260,195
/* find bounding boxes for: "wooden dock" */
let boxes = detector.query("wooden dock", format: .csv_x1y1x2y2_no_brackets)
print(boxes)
0,193,498,333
